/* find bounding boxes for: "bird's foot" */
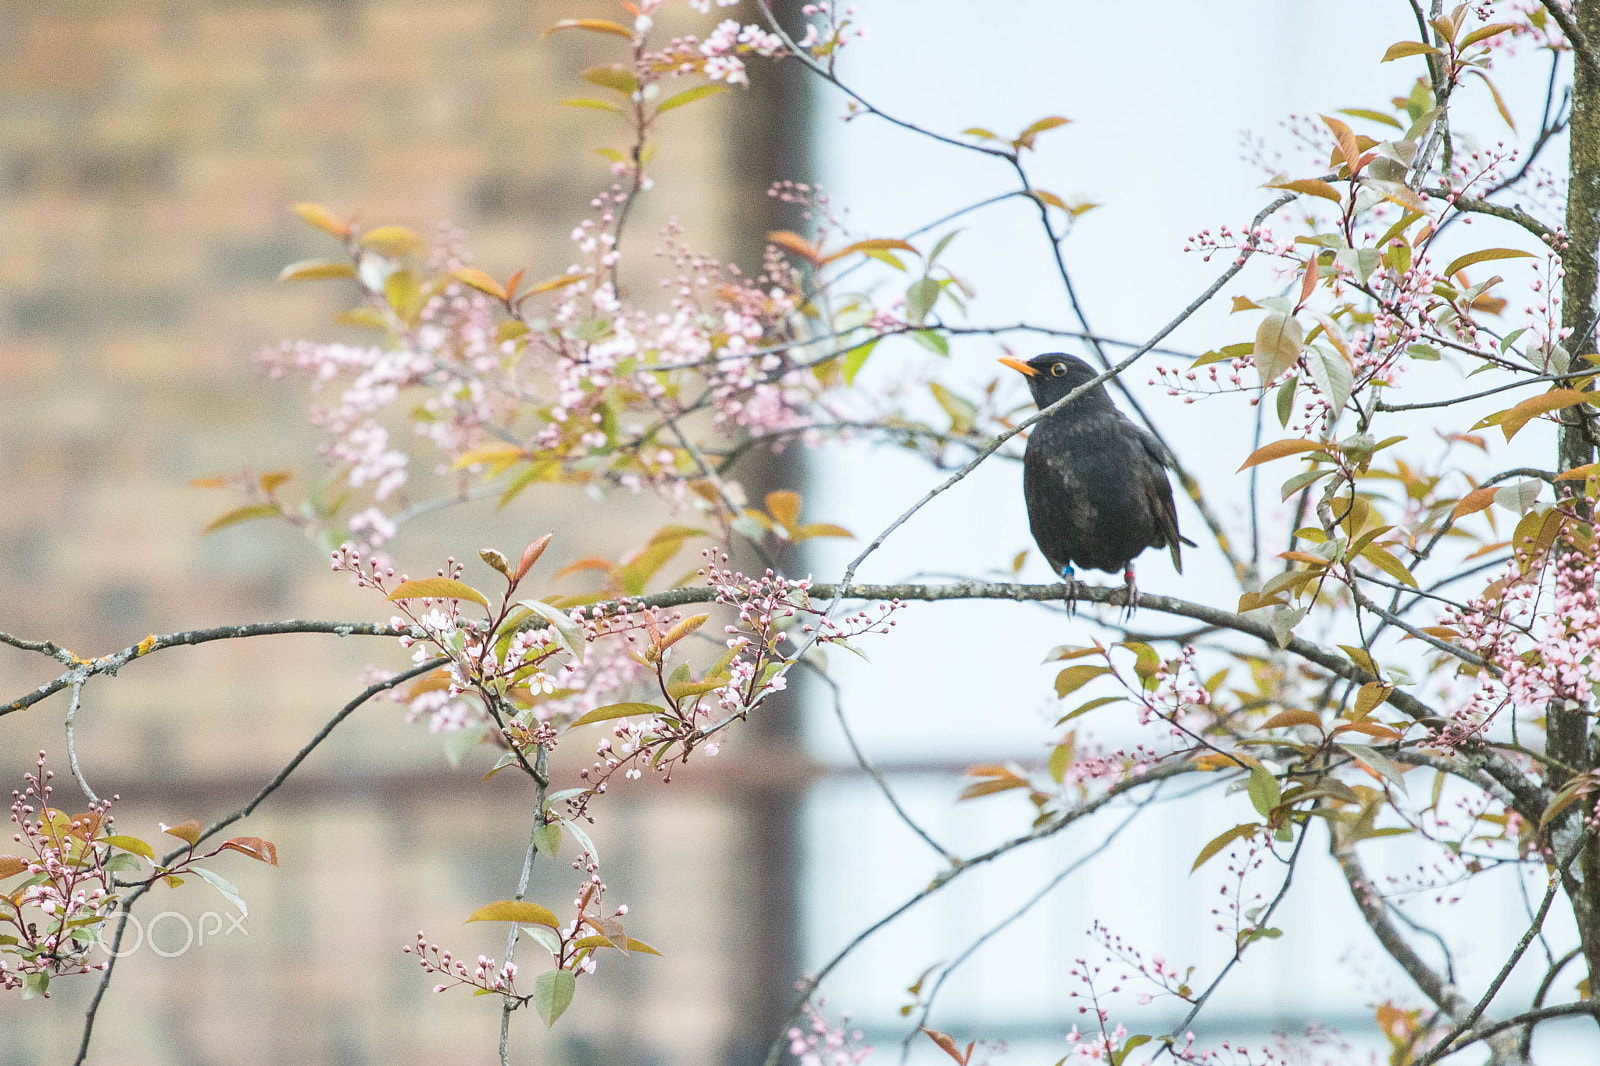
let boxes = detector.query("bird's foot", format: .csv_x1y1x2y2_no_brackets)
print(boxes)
1060,564,1078,617
1120,565,1139,620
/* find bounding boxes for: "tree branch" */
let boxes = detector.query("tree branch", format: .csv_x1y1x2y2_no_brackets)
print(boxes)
73,659,444,1065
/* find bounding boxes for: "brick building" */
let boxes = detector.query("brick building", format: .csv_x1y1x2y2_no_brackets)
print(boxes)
0,3,805,1062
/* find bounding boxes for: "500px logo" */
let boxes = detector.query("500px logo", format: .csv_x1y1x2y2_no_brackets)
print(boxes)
95,910,248,958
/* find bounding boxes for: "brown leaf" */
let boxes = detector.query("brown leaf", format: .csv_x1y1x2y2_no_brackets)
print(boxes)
767,230,823,265
162,820,202,847
1237,438,1325,471
1260,709,1324,732
221,837,280,867
919,1027,973,1064
541,17,634,39
1321,114,1362,173
516,533,555,582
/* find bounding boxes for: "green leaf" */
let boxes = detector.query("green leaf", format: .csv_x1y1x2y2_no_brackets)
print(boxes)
1381,40,1443,61
1112,1035,1152,1066
387,578,492,610
1337,108,1402,129
1338,644,1379,676
582,63,638,95
1054,664,1112,698
515,599,586,659
1442,247,1535,279
1275,374,1297,427
1192,823,1259,872
1305,346,1353,414
929,381,975,433
558,816,599,862
385,269,422,324
841,338,878,386
1359,544,1419,588
360,226,424,257
1246,766,1282,817
443,721,489,767
911,329,950,357
102,835,155,861
561,97,625,114
203,503,280,535
1013,114,1071,150
1461,21,1519,47
1048,742,1074,784
906,277,940,325
1253,312,1302,383
569,702,661,727
467,900,559,927
927,229,961,266
1054,695,1122,726
658,83,727,113
1339,742,1409,794
536,822,562,857
191,867,247,917
277,259,356,282
618,537,683,594
1280,468,1333,502
534,968,577,1028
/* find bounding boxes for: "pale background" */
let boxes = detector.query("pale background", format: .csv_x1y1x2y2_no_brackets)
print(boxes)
1,2,1592,1064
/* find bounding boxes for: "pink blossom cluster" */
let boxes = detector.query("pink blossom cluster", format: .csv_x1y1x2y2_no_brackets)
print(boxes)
796,2,868,56
697,18,784,84
266,206,828,551
1172,1027,1370,1066
403,932,520,997
1128,644,1213,730
787,998,873,1066
1089,921,1194,1006
404,854,633,1004
2,752,118,995
1063,1022,1130,1062
1441,534,1600,747
1212,835,1269,942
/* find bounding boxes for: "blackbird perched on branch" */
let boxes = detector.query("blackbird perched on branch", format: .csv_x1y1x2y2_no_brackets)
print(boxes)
999,353,1194,613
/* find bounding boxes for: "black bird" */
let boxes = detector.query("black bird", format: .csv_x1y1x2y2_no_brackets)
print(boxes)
999,353,1193,611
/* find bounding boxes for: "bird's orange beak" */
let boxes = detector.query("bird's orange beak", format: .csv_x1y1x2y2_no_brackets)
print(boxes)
997,356,1038,378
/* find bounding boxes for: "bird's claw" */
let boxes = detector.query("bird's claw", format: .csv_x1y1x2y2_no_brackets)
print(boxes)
1060,565,1078,617
1120,565,1139,620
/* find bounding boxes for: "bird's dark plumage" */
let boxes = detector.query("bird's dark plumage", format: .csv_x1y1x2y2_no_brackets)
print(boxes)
1000,353,1193,605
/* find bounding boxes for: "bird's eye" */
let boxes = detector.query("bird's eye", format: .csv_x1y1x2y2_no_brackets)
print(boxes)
1050,363,1067,377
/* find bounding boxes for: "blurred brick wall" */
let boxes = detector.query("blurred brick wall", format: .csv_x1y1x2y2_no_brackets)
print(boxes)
0,2,802,1062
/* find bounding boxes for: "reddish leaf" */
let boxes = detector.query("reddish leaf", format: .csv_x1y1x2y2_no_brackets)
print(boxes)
1237,439,1325,471
516,533,555,582
220,837,279,867
920,1027,973,1064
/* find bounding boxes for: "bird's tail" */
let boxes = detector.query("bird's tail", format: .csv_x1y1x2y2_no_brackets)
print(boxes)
1169,534,1197,574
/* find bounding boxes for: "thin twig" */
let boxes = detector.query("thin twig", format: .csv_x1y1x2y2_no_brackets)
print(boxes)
500,745,551,1065
807,663,957,864
73,659,444,1065
64,675,99,805
759,762,1199,1066
898,785,1164,1063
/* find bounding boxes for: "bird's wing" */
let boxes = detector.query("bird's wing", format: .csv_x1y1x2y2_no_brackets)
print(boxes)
1131,423,1177,469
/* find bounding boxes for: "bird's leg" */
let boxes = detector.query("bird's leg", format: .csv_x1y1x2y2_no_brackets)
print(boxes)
1121,564,1139,619
1059,562,1078,617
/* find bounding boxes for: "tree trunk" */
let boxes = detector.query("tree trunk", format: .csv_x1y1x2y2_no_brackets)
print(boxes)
1554,0,1600,1003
